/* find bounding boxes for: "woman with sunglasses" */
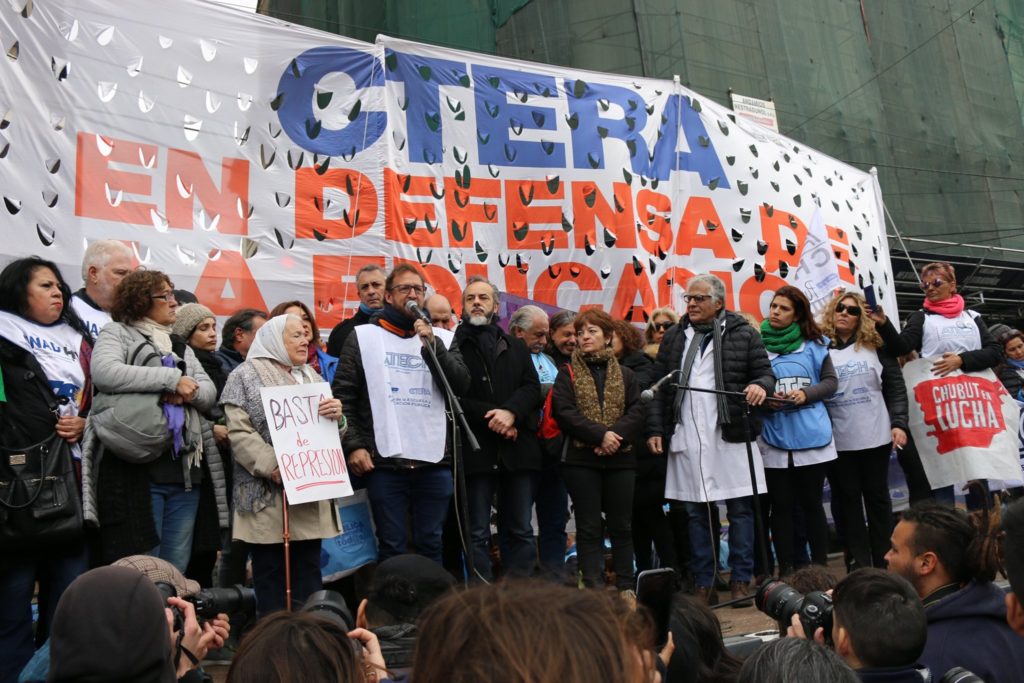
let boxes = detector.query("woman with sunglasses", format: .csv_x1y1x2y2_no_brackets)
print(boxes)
643,307,679,360
758,286,837,576
819,290,907,570
869,261,1002,504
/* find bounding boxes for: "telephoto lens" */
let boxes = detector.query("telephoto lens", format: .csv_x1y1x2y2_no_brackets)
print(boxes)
302,589,355,630
186,584,256,619
938,668,984,683
755,579,834,644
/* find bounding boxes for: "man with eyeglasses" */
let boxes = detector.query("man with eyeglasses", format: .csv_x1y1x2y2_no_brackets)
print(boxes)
332,264,470,564
71,239,134,339
326,264,387,357
646,274,774,605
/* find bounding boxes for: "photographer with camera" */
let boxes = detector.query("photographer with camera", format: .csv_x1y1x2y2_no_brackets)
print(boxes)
783,569,929,682
885,502,1024,682
18,555,235,682
999,498,1024,638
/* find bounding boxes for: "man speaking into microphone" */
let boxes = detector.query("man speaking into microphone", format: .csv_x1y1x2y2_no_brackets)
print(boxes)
646,273,775,605
333,264,470,564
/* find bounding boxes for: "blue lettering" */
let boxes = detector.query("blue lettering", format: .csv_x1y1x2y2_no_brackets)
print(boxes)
645,95,730,187
384,50,468,165
474,65,564,168
276,46,386,156
566,80,649,173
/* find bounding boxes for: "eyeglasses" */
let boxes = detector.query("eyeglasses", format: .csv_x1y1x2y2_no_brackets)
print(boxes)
151,292,176,302
390,284,425,295
835,303,861,316
683,294,712,303
920,278,947,292
653,321,674,331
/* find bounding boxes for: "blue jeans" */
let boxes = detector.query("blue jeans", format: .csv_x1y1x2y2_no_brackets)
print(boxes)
687,496,754,587
533,464,569,578
149,483,201,572
0,542,87,683
468,470,536,580
365,466,453,563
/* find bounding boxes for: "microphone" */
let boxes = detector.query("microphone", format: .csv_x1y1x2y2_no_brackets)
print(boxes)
641,370,681,403
405,300,433,325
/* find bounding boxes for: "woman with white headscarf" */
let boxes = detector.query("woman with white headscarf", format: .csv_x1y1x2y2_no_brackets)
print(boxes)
220,314,344,615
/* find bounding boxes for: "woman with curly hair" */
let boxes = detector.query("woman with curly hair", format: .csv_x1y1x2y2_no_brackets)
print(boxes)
644,306,680,360
89,270,219,571
819,290,908,570
758,286,837,575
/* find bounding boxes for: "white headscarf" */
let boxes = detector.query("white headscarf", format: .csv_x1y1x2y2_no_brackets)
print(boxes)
246,314,319,384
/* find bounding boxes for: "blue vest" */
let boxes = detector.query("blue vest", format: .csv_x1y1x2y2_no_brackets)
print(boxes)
761,340,833,450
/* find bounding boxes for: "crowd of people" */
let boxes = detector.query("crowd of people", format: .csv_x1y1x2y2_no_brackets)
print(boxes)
2,243,1024,682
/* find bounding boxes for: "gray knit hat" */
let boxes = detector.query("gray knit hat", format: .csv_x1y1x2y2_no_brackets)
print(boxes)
172,302,215,339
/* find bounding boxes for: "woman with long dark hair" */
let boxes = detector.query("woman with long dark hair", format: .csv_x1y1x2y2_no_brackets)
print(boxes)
758,286,837,575
0,256,93,681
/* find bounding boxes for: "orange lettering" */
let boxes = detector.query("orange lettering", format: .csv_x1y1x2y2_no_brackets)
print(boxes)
760,206,806,274
75,132,157,225
505,180,567,251
636,189,673,257
165,149,248,234
532,261,600,308
296,168,378,240
571,181,636,250
192,251,268,315
312,255,387,329
446,177,502,248
383,169,440,247
675,196,736,259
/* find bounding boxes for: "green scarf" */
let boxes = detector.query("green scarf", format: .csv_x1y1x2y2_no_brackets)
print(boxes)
760,320,804,354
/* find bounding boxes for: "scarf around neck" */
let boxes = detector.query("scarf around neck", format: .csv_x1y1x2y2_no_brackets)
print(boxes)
676,314,730,425
570,347,625,446
247,314,317,384
760,321,804,354
131,317,174,355
1008,358,1024,370
378,304,417,337
923,293,966,319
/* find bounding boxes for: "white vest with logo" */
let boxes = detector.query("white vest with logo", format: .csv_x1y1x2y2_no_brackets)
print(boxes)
921,310,981,358
356,325,451,463
825,344,892,451
71,293,112,340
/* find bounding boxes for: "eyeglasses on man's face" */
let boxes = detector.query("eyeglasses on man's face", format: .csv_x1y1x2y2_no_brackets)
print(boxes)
683,294,712,304
390,284,425,295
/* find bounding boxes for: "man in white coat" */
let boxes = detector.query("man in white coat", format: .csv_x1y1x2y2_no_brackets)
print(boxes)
646,274,774,605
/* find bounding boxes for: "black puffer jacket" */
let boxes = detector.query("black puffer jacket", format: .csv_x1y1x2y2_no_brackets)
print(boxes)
332,319,470,469
646,311,775,444
452,323,543,474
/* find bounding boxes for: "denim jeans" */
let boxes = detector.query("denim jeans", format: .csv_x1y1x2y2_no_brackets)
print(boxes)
149,483,201,572
687,496,754,586
365,466,453,563
533,464,569,578
468,469,536,580
0,542,87,683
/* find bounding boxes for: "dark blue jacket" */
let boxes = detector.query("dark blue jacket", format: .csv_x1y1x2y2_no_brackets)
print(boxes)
921,581,1024,682
856,665,930,682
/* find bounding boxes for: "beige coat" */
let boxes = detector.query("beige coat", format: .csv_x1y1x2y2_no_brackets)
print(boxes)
225,404,340,544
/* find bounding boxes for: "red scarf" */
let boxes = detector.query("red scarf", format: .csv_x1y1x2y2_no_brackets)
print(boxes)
923,294,965,319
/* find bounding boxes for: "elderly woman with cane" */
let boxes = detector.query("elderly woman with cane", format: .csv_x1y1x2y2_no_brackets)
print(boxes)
220,314,344,615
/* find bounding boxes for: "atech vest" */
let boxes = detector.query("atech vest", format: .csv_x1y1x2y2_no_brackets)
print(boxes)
762,340,833,450
825,344,891,451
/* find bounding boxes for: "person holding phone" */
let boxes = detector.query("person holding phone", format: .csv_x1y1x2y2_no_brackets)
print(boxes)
868,261,1002,504
819,290,908,570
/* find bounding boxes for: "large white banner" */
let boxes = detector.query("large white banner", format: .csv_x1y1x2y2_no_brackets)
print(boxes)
903,359,1022,487
0,0,895,330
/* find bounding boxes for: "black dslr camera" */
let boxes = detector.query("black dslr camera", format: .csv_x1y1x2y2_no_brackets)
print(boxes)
755,579,834,645
155,582,257,627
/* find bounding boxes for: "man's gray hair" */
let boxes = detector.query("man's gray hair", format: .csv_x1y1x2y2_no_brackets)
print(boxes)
508,305,547,334
81,239,132,280
463,275,500,305
687,273,727,307
356,263,386,278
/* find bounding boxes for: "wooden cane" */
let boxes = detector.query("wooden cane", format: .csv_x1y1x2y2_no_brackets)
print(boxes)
282,488,292,611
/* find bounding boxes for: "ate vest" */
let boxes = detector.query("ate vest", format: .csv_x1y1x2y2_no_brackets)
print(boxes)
825,344,892,451
921,309,982,357
761,340,833,450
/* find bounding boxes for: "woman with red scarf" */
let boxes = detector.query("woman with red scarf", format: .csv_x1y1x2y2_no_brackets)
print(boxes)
869,261,1002,504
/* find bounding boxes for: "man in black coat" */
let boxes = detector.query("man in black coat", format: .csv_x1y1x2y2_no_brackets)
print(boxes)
452,276,543,580
325,264,386,357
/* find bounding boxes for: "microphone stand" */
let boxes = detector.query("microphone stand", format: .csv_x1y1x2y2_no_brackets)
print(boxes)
416,327,481,583
659,383,794,605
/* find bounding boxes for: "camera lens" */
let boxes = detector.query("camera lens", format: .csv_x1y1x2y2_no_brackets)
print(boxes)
187,585,256,618
755,579,805,628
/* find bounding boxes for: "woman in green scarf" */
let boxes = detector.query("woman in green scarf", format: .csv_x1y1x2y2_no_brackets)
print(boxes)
551,309,644,592
758,286,838,576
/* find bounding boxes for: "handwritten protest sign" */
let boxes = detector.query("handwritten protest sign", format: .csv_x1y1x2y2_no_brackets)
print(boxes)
903,359,1021,487
259,382,353,505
